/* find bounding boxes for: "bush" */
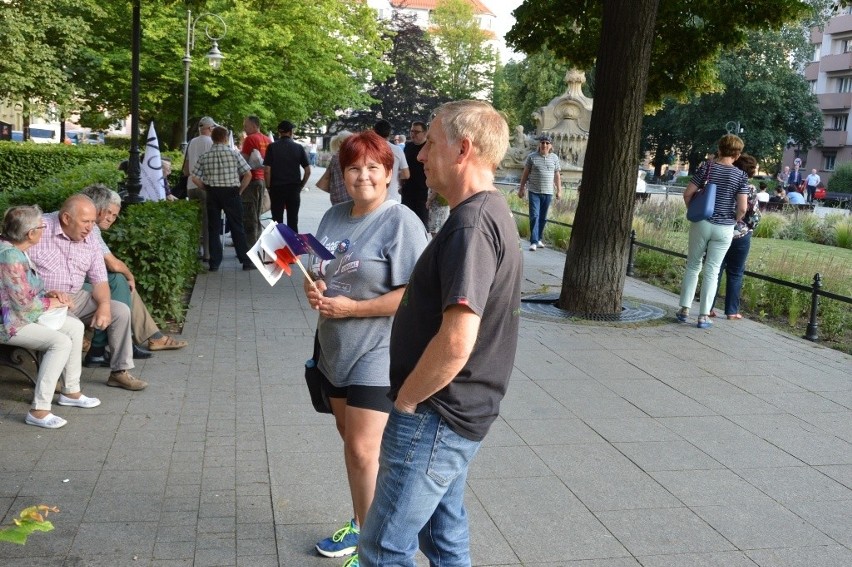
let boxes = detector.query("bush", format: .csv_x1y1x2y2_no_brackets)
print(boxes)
0,160,125,213
103,136,132,151
0,171,200,326
753,213,788,238
0,142,126,192
836,219,852,249
827,160,852,194
103,200,200,324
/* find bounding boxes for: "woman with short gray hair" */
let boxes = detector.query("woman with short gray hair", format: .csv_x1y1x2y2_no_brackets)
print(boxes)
0,205,100,429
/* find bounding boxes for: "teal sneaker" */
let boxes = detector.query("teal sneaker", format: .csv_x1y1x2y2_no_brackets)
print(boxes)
342,554,359,567
316,519,359,558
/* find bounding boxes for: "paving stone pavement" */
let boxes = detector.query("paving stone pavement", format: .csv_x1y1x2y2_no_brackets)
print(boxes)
0,168,850,566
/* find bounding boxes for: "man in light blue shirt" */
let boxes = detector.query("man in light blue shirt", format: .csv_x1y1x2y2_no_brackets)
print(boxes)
787,189,806,204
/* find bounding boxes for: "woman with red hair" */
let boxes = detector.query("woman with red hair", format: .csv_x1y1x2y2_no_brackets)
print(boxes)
304,130,428,566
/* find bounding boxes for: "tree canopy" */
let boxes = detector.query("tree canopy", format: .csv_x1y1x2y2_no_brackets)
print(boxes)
339,11,444,134
62,0,391,147
429,0,497,101
507,0,811,108
642,27,823,176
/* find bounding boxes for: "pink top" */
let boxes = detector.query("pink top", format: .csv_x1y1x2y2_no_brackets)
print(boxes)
27,212,108,293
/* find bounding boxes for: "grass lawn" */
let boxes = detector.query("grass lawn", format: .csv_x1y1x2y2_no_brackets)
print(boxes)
644,231,852,295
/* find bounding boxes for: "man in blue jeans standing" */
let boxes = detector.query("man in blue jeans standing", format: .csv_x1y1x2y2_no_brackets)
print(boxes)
358,101,522,567
518,134,561,251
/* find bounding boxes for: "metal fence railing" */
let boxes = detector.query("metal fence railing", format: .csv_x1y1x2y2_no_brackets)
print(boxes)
508,207,851,342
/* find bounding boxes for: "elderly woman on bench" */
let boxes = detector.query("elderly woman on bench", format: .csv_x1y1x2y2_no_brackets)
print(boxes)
0,205,101,429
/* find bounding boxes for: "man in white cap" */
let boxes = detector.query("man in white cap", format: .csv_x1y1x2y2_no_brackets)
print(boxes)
184,117,216,265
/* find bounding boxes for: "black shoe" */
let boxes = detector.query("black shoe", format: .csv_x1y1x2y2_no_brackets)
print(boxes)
83,352,111,368
242,262,257,271
208,265,219,272
133,344,153,359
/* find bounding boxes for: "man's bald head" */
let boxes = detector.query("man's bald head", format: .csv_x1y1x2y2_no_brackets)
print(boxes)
59,194,98,241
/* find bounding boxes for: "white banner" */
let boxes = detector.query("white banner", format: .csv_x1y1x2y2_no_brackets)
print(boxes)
140,122,166,201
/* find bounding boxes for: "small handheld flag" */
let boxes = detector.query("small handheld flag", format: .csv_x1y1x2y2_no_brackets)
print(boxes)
247,223,333,287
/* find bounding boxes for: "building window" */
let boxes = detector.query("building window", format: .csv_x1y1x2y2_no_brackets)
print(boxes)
827,114,849,130
838,76,852,93
824,153,837,171
842,39,852,53
810,80,818,94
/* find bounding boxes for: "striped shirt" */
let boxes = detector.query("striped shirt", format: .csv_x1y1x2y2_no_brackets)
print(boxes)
691,161,749,226
192,143,251,188
27,211,108,293
524,152,561,194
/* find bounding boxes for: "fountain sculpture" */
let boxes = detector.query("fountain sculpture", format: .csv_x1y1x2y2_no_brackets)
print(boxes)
498,69,593,185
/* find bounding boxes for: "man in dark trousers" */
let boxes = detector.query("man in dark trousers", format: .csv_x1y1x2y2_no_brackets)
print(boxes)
400,121,429,226
191,126,254,272
263,120,311,232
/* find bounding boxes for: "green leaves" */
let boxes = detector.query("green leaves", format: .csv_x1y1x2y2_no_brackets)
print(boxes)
103,201,200,325
508,0,811,106
0,505,58,546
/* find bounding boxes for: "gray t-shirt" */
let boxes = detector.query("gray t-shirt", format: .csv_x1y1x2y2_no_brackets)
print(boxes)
309,202,429,387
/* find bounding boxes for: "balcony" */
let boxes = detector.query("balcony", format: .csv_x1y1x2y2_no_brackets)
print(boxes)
811,27,823,44
805,62,819,81
818,92,852,110
820,129,849,147
821,52,852,73
826,14,852,35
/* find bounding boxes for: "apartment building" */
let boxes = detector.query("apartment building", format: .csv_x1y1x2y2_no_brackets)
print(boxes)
788,7,852,180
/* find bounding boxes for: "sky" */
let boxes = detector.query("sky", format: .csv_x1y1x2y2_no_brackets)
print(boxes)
488,0,525,62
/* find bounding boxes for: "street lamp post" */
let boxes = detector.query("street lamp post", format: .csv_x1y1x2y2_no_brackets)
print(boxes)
181,10,227,151
125,0,143,204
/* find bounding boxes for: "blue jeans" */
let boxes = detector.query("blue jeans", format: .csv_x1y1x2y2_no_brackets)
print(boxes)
713,233,751,315
359,406,481,567
528,191,552,244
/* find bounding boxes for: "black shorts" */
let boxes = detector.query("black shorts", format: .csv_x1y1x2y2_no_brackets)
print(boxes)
321,374,393,413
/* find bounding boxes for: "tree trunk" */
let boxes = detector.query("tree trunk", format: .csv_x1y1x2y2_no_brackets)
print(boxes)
557,0,660,314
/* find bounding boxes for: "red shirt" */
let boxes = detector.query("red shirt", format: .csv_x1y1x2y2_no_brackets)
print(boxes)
242,132,270,181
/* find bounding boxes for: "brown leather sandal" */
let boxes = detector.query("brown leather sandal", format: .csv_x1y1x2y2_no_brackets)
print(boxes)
147,335,188,351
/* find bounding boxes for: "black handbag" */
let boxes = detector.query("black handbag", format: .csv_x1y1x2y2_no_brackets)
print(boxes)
304,332,332,414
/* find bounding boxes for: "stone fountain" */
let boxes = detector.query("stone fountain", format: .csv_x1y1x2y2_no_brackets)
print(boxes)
498,69,592,185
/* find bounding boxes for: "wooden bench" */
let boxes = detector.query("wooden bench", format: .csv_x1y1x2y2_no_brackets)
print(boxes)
0,344,39,386
759,202,815,213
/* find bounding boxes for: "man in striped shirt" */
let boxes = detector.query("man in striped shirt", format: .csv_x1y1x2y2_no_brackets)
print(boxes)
518,134,561,251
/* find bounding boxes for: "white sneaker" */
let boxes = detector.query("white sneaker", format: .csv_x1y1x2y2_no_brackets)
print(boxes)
529,244,537,251
25,412,67,429
537,241,546,248
57,394,101,409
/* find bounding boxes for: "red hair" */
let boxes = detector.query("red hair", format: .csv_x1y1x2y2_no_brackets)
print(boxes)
338,130,394,174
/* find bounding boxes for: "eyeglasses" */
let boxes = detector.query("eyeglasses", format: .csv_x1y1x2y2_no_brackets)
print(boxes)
31,224,47,231
410,129,424,134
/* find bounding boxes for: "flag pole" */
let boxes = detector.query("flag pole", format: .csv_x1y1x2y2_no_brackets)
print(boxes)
295,257,319,291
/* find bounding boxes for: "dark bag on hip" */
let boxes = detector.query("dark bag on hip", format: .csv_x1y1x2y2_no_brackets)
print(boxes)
686,161,716,222
304,332,332,414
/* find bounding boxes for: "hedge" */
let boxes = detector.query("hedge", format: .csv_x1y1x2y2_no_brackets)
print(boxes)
0,142,126,192
0,160,201,325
